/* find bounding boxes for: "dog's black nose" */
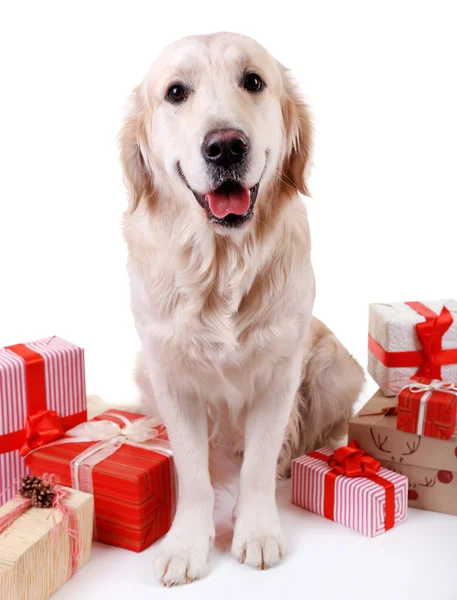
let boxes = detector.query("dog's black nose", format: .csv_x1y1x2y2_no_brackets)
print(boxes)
202,130,249,168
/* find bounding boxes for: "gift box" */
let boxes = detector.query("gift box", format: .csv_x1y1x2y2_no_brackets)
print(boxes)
397,379,457,440
368,299,457,396
0,337,87,505
27,410,175,552
291,442,408,537
0,486,93,600
349,389,457,515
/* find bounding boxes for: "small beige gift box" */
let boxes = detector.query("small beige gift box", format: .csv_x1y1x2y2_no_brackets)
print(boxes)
0,488,93,600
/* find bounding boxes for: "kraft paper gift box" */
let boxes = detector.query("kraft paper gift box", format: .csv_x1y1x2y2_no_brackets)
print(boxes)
291,443,408,537
349,389,457,516
28,410,175,552
368,299,457,396
0,337,87,505
0,487,93,600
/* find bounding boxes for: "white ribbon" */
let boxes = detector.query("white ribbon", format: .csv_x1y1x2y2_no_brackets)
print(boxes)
66,412,165,445
399,380,457,435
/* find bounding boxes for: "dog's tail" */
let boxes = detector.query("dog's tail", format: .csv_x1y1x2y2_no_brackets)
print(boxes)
87,395,143,418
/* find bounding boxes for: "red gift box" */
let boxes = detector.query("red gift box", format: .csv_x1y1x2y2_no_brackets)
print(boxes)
397,379,457,440
27,410,175,552
0,337,87,505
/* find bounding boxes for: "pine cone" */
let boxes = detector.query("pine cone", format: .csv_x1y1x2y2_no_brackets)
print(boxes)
20,475,56,508
31,483,55,508
19,475,42,499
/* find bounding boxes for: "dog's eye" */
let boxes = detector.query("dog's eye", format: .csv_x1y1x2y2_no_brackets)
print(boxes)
244,73,264,93
167,84,187,103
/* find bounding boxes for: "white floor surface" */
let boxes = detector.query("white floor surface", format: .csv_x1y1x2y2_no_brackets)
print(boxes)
53,445,457,600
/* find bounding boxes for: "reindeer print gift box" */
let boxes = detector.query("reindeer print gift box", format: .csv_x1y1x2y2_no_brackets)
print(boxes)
349,390,457,516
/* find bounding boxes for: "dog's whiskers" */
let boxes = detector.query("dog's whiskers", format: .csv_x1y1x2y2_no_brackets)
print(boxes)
276,169,296,190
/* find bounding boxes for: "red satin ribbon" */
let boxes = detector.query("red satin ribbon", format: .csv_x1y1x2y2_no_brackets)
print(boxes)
0,412,87,455
6,344,48,415
0,344,86,456
19,410,65,456
368,302,457,380
309,441,395,531
359,406,398,417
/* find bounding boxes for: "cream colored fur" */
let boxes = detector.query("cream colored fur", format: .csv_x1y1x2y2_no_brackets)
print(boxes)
120,32,364,586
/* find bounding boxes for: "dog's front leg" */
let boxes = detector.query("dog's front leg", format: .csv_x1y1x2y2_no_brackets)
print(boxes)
153,384,214,586
232,358,302,569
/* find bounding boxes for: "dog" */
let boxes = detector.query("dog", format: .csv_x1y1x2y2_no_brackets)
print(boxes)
120,32,364,586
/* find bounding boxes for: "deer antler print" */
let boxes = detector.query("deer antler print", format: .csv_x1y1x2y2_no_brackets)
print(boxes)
370,428,391,453
401,436,422,456
419,476,436,488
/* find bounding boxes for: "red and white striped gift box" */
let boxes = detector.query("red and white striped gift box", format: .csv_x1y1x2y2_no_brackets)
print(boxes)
292,447,408,537
0,337,87,505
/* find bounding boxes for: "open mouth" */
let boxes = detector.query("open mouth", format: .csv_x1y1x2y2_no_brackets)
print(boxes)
177,165,260,228
202,180,259,227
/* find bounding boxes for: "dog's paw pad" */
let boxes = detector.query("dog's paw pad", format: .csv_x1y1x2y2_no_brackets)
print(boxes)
232,534,284,570
154,545,209,586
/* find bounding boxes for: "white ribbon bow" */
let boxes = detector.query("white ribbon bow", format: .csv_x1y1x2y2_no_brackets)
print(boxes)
66,412,164,445
65,412,173,497
401,380,457,396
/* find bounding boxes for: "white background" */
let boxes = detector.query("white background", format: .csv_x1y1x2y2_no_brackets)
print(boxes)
1,1,457,599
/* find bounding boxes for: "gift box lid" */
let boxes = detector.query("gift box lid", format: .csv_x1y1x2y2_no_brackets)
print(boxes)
0,335,87,427
349,390,457,472
369,299,457,325
369,299,457,353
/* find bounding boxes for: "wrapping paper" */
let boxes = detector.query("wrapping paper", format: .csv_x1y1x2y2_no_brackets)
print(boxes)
380,461,457,516
397,380,457,440
0,337,87,505
28,410,175,552
368,299,457,395
292,447,408,537
0,488,93,600
349,389,457,515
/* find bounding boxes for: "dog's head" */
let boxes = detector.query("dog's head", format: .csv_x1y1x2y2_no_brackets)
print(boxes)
120,33,311,233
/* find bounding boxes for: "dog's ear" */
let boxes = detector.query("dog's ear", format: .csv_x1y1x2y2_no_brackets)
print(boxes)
119,88,154,213
280,66,313,196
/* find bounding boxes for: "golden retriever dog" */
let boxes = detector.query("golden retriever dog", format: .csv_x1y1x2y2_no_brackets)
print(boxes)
120,32,364,586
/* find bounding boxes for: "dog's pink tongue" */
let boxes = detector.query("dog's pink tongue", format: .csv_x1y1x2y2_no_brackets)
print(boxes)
206,188,250,219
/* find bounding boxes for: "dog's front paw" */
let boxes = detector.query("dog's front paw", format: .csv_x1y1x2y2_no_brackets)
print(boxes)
154,520,214,586
231,504,284,570
154,542,209,586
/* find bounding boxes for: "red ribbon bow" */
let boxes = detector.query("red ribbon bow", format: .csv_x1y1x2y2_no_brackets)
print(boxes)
327,442,381,477
19,410,65,457
413,304,454,379
309,441,395,531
